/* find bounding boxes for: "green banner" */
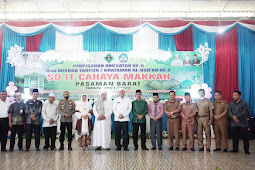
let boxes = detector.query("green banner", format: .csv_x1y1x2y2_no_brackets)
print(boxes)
15,51,203,99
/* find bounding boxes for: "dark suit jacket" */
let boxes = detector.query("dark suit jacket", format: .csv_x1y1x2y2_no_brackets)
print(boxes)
192,59,200,65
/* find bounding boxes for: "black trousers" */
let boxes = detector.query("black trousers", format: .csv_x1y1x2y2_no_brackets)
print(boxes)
10,125,24,150
0,118,9,151
60,122,72,144
133,123,146,148
231,126,249,151
43,126,57,149
115,121,129,149
26,124,41,149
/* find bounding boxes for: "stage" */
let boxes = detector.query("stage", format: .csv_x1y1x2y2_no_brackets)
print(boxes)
1,139,254,170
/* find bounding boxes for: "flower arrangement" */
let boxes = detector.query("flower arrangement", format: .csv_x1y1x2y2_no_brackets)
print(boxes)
6,44,24,67
195,42,211,64
6,81,18,103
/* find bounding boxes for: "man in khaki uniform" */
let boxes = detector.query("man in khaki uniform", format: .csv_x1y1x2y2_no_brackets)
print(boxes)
180,92,197,151
213,91,228,152
164,90,181,151
58,91,76,151
195,89,214,152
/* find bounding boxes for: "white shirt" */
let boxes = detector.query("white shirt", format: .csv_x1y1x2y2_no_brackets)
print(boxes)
42,101,59,127
171,59,183,66
113,96,132,122
0,99,11,118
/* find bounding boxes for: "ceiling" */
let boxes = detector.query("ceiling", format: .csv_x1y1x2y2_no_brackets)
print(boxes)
0,0,254,21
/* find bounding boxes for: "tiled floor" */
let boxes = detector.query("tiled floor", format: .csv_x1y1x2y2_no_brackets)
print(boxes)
0,139,254,170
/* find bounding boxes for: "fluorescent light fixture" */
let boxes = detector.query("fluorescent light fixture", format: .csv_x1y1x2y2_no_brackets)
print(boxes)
221,12,254,18
187,12,220,18
160,12,186,18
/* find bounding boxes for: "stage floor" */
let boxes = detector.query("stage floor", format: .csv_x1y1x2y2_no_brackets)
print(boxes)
0,139,254,170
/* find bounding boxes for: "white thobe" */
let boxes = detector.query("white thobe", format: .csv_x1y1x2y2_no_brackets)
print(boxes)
75,101,92,135
92,99,113,148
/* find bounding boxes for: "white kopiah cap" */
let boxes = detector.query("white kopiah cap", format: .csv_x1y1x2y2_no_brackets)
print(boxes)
49,93,55,97
118,88,125,92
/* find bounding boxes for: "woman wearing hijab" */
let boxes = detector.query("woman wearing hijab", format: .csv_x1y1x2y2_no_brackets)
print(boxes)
75,94,92,151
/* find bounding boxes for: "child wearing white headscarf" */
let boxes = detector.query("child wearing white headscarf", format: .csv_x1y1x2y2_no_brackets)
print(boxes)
75,93,92,151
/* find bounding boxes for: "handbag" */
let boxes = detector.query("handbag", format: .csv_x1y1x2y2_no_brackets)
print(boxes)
76,119,82,132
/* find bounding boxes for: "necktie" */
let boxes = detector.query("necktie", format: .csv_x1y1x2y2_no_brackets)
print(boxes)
154,103,157,117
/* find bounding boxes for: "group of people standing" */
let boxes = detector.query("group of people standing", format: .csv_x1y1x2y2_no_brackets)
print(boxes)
0,88,251,155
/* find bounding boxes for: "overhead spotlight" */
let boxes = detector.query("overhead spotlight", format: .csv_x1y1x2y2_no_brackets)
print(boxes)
65,27,72,33
139,27,145,34
218,27,224,34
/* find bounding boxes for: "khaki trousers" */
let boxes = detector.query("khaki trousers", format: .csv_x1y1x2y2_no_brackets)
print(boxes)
181,124,195,148
213,124,228,149
167,118,180,147
197,116,211,148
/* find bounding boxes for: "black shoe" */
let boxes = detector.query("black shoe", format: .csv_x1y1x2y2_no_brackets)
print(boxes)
245,151,250,155
95,147,101,151
223,149,228,152
58,146,64,151
68,143,72,150
142,147,149,150
51,148,57,151
25,148,29,152
1,149,7,152
182,148,187,151
19,148,23,151
106,148,110,150
230,150,238,153
116,147,121,151
206,148,210,152
199,148,204,151
158,147,162,150
134,147,138,150
151,147,156,150
191,148,195,151
175,147,179,151
124,148,129,151
169,147,173,150
36,148,40,151
9,149,13,152
213,148,221,151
